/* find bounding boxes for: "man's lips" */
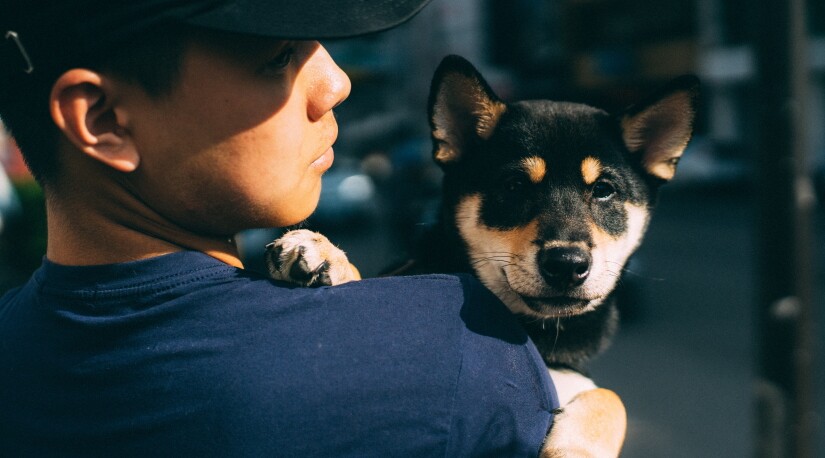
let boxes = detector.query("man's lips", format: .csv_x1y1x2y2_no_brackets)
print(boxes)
311,122,338,171
311,146,334,171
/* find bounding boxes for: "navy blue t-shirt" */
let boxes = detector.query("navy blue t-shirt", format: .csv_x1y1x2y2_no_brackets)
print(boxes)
0,251,557,457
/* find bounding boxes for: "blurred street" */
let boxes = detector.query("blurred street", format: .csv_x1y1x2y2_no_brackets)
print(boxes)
591,187,779,458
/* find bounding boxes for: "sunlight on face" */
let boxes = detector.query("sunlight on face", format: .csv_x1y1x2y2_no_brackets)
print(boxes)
120,33,351,236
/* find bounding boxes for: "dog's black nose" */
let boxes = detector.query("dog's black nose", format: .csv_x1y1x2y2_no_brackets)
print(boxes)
538,247,591,288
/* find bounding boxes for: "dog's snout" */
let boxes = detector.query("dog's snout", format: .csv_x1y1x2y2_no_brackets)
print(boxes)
538,247,591,288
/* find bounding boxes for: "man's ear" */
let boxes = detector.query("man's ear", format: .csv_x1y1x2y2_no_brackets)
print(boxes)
49,69,139,173
620,75,700,181
428,55,506,165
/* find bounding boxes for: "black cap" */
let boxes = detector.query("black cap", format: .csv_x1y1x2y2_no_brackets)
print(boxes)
0,0,431,81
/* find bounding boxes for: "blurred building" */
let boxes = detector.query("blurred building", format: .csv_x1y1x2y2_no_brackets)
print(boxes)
326,0,825,192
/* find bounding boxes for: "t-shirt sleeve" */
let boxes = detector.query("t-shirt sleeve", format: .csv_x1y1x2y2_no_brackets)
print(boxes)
445,275,559,457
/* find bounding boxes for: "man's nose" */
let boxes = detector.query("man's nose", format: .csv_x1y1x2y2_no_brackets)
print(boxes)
306,44,351,121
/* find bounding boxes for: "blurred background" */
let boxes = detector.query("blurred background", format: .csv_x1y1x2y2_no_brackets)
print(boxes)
1,0,824,456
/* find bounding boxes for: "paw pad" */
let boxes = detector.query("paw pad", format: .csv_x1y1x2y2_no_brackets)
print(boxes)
265,229,357,287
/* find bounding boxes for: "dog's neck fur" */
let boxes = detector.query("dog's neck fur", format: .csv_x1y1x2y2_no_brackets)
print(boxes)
519,300,618,373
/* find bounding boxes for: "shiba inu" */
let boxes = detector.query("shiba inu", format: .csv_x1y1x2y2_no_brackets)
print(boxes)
266,55,699,457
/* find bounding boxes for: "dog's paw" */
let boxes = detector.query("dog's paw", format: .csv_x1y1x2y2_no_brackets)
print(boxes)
265,229,360,287
540,388,626,458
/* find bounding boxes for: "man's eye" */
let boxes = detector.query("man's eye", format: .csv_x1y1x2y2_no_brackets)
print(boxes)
259,47,295,76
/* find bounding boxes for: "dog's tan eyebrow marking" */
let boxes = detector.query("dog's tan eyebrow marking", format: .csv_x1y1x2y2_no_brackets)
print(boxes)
520,156,547,183
581,157,602,185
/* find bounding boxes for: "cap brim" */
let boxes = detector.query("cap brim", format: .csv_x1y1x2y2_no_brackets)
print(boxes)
184,0,433,39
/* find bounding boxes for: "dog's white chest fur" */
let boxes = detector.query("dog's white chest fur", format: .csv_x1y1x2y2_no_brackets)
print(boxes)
549,368,598,406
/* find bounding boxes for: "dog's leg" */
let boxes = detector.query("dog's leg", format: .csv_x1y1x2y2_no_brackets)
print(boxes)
541,385,627,458
265,229,360,287
549,368,598,407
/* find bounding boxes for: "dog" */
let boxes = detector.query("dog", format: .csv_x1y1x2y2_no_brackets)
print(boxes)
265,55,699,457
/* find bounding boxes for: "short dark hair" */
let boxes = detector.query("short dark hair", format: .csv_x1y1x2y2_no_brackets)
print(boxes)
0,25,188,187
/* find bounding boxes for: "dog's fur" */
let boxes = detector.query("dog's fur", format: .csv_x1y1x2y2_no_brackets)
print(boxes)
266,55,699,457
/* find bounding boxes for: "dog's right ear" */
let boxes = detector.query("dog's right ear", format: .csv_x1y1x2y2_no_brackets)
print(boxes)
428,55,506,165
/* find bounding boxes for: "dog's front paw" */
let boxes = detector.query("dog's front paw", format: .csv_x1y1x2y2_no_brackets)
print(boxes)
541,388,626,458
265,229,360,287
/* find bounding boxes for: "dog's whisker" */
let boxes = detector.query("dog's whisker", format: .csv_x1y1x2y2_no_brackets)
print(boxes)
469,257,519,267
469,252,517,258
550,318,561,355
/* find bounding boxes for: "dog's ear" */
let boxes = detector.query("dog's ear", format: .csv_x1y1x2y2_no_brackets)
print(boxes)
428,55,506,165
620,75,700,181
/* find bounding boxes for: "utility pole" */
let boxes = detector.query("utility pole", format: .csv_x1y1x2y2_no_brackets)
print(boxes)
753,0,818,457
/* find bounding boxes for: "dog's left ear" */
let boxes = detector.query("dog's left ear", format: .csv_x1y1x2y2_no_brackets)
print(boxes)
428,55,506,165
620,75,700,181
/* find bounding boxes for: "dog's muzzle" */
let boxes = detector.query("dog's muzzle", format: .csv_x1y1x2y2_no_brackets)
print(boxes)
538,246,592,289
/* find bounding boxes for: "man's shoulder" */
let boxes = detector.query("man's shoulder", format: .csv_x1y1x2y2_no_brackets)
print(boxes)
302,272,485,300
216,271,492,333
0,252,502,327
217,269,491,312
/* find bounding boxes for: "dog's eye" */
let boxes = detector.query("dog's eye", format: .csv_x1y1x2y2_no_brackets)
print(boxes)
592,180,616,200
504,177,527,193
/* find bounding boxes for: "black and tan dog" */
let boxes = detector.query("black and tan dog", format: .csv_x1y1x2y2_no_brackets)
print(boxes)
266,55,699,457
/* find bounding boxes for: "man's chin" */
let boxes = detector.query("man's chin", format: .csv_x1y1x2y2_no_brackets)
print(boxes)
278,198,321,228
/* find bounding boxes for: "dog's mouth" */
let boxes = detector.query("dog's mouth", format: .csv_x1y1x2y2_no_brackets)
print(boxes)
494,267,601,318
520,295,592,318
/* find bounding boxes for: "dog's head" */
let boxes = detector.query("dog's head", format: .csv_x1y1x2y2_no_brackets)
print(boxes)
428,55,698,319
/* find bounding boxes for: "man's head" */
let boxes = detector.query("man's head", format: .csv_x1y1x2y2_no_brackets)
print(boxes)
0,0,430,233
88,32,351,233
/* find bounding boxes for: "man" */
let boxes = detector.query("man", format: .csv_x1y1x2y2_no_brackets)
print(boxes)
0,1,560,456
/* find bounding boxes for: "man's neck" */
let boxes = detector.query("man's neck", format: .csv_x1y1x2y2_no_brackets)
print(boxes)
44,188,244,268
